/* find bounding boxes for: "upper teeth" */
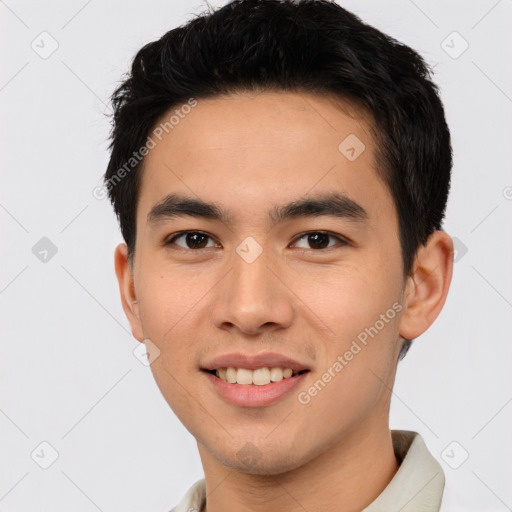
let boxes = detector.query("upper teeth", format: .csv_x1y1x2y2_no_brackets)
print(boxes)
215,367,296,385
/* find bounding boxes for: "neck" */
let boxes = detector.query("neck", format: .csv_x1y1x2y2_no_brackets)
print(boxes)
198,424,399,512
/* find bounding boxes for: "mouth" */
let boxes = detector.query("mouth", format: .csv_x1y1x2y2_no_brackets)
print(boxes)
201,366,311,407
202,367,310,386
199,352,312,406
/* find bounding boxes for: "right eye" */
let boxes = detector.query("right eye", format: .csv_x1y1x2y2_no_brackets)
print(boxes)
164,231,221,250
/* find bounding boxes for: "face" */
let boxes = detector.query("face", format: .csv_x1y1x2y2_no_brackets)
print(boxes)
118,91,411,475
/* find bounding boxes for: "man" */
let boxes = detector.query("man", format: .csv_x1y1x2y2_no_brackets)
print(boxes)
104,1,454,510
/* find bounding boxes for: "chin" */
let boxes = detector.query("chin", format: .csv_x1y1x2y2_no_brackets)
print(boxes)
214,446,307,476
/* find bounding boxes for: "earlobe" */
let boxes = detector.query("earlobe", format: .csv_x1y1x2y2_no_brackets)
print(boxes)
399,230,454,340
114,243,145,342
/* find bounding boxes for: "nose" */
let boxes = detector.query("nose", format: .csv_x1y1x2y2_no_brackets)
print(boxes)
210,245,294,336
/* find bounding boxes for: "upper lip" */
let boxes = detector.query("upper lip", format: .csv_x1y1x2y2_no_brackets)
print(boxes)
201,352,311,372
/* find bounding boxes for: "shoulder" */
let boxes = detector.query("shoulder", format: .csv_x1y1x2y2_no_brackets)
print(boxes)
168,479,206,512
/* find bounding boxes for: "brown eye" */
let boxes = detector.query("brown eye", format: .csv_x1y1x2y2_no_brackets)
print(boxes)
166,231,218,250
292,231,347,250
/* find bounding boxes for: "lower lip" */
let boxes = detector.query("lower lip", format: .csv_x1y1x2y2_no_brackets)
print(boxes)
203,371,309,408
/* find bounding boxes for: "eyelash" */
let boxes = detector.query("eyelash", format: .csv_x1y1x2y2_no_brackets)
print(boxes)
163,230,349,251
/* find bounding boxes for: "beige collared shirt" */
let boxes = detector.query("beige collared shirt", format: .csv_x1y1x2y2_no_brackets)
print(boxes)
170,430,446,512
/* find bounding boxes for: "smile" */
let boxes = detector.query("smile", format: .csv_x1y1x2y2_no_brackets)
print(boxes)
202,368,311,408
208,367,309,385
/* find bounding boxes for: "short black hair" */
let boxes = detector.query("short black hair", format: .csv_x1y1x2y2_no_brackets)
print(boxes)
105,0,452,282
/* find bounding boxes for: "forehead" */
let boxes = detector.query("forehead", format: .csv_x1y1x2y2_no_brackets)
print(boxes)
137,90,395,228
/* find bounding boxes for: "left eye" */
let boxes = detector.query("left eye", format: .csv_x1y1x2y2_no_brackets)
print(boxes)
292,231,347,250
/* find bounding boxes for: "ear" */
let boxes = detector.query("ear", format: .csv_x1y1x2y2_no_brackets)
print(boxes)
399,230,454,340
114,243,145,342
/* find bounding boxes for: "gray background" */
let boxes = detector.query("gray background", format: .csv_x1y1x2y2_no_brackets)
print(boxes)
1,0,511,510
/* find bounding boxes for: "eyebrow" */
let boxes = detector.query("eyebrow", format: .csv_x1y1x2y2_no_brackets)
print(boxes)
147,192,368,227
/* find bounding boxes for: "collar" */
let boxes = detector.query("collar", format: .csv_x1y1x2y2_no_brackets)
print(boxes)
171,430,445,512
362,430,445,512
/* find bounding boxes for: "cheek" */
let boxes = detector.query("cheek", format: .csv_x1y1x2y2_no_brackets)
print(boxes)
302,261,400,338
303,260,403,400
135,261,217,375
136,263,207,342
135,268,205,419
146,354,207,441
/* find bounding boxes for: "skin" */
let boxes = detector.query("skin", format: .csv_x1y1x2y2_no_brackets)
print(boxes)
114,91,454,512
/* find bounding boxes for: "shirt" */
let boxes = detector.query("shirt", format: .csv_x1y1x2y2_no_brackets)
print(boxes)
169,430,446,512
